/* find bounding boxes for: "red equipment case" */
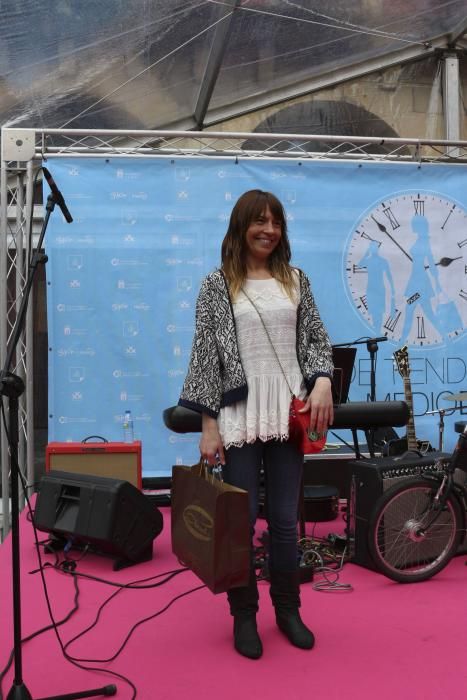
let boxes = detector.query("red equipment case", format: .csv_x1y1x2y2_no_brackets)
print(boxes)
46,440,142,489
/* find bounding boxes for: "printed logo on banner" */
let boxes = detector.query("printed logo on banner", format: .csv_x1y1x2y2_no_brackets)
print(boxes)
119,391,144,402
113,369,150,378
57,348,95,357
164,213,197,222
177,277,192,292
123,321,139,337
116,168,141,180
166,325,195,333
69,367,85,382
175,167,191,181
63,326,87,336
68,255,83,270
281,190,297,204
117,279,143,290
57,304,93,312
173,345,189,357
171,235,194,247
217,168,253,180
122,209,138,226
58,416,96,425
168,369,185,378
169,434,198,444
111,257,148,267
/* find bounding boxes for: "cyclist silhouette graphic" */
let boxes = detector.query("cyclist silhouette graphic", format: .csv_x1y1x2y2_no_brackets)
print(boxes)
400,214,462,343
358,239,396,334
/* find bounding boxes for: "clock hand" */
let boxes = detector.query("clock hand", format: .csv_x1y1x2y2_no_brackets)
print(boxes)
370,215,412,261
435,256,462,267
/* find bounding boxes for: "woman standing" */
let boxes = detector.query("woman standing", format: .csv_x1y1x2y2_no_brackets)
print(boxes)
179,190,334,659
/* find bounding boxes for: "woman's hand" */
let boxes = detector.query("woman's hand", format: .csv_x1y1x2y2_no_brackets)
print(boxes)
298,376,334,434
200,414,225,465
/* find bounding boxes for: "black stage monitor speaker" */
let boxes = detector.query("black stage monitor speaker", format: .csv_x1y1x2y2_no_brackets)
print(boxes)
34,470,164,570
346,452,457,570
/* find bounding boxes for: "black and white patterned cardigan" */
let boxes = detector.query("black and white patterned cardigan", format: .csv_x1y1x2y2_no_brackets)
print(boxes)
178,268,334,418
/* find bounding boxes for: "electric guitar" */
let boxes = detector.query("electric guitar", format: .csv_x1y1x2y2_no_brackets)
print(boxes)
385,346,432,456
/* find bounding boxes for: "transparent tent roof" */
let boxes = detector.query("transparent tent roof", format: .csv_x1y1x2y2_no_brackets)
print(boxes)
1,0,466,134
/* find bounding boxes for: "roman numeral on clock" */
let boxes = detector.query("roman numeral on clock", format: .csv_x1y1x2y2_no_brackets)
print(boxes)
384,310,401,333
382,206,400,230
357,230,378,242
358,295,368,311
413,197,425,215
417,316,426,339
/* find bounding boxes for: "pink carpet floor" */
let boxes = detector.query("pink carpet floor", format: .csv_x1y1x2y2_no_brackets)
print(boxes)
1,500,467,700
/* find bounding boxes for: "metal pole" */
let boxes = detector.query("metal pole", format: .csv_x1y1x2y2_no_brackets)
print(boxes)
443,52,461,158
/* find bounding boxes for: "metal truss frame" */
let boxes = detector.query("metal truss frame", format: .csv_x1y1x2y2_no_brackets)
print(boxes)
31,128,467,162
2,125,467,538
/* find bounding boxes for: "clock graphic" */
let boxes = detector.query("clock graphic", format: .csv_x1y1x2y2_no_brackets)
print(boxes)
344,191,467,346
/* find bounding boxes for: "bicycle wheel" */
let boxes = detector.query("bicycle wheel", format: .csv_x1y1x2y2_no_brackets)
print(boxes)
368,477,463,583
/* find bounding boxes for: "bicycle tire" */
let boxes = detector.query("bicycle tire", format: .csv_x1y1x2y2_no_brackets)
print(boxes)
368,477,463,583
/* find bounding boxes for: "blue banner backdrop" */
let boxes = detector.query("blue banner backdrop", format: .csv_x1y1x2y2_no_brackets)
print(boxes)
45,157,467,477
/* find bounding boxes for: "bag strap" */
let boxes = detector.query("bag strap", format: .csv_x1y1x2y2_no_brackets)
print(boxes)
241,286,295,398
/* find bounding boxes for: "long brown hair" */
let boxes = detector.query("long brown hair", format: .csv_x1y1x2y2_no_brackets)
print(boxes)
221,190,297,300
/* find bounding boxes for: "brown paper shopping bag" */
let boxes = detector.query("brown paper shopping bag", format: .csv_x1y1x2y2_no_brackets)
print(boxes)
171,462,250,594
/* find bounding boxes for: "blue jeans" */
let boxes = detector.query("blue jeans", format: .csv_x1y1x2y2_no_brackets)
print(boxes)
223,439,303,572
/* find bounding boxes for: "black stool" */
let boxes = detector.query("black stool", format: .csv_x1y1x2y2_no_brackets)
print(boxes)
298,483,339,539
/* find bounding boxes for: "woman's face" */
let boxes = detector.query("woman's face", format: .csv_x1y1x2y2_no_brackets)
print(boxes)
244,205,282,265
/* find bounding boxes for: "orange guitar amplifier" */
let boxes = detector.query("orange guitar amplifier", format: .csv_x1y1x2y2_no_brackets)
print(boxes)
46,439,142,489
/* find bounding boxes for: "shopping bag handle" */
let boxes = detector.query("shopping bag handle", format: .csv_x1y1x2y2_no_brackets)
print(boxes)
192,460,224,483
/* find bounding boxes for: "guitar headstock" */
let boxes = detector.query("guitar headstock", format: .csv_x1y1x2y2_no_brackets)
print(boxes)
394,345,410,379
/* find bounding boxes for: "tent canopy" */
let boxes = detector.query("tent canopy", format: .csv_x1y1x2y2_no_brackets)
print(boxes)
1,0,466,134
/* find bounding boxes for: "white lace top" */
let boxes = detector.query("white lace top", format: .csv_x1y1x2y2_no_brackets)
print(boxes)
217,277,307,449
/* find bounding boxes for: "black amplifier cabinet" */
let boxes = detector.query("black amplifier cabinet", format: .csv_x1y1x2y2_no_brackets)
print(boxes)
347,452,455,570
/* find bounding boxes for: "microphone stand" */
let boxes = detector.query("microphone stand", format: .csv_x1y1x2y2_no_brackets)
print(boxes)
332,336,388,457
2,191,116,700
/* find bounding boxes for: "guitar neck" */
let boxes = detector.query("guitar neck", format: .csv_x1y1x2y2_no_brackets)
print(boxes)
403,376,418,452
